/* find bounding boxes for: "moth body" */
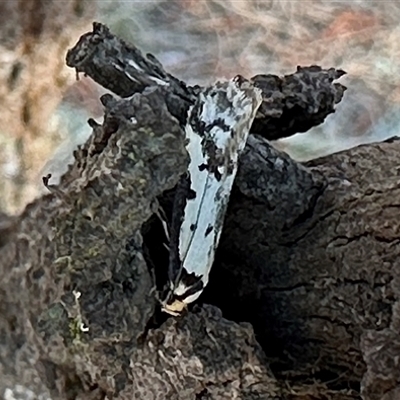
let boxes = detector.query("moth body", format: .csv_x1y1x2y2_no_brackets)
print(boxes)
161,77,262,315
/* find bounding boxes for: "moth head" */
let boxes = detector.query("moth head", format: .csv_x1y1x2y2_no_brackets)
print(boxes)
161,299,187,316
161,282,204,316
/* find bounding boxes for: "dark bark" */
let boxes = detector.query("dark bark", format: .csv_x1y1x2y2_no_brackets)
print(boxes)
0,22,398,400
66,22,346,141
208,136,400,399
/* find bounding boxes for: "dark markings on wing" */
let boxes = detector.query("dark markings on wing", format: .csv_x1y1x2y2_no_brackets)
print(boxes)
188,189,197,200
204,117,230,134
180,268,203,287
190,223,197,232
198,161,222,181
188,106,205,137
198,163,207,171
175,271,204,301
164,269,204,306
189,103,236,182
205,224,213,237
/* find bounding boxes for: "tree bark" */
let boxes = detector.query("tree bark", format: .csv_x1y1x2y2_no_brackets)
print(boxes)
0,23,398,400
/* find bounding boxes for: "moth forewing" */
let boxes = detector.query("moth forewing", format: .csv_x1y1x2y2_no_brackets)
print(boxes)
162,76,262,315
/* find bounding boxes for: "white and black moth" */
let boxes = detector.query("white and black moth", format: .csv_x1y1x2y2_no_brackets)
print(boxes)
161,76,262,316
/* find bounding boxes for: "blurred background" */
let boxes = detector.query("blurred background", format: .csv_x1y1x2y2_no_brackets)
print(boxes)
1,0,399,215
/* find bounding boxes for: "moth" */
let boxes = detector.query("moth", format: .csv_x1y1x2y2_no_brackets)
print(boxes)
161,76,262,316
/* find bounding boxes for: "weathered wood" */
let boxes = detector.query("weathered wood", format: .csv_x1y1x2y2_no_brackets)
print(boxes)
0,84,282,400
0,23,398,400
66,22,346,141
207,136,400,399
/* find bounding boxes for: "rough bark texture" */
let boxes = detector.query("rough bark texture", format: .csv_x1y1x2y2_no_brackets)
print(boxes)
1,23,398,400
65,23,346,141
0,0,94,213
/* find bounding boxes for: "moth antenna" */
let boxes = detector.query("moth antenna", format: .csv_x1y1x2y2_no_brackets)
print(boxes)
155,207,170,241
163,243,170,252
